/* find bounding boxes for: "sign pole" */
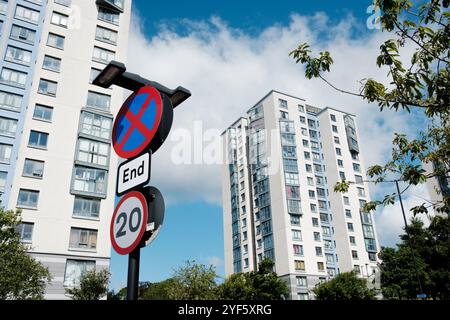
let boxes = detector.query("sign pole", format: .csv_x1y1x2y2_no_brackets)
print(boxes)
127,247,140,300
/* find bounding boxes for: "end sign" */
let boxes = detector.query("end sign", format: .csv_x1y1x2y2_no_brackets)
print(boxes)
116,152,151,196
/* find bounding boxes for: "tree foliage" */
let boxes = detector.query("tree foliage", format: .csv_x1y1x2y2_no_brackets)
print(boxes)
166,260,219,300
65,268,110,300
312,271,376,300
379,216,450,299
219,259,289,300
290,0,450,215
0,209,52,300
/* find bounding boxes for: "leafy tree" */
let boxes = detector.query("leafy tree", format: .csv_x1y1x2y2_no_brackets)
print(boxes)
107,289,125,300
0,209,52,300
219,259,289,300
379,216,449,299
313,271,376,300
141,278,177,300
290,0,450,215
65,269,110,300
167,260,219,300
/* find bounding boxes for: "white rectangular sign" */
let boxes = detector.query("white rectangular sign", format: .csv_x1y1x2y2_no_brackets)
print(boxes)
116,152,151,195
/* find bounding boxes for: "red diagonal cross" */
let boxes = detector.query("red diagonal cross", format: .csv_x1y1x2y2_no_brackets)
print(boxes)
117,93,154,150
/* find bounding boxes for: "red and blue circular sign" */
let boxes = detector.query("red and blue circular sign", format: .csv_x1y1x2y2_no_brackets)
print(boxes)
112,86,163,159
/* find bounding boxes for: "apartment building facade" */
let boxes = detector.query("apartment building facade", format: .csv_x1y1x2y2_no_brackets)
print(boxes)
0,0,131,299
222,90,381,300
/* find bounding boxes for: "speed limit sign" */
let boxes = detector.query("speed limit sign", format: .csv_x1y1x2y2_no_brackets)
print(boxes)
110,191,148,255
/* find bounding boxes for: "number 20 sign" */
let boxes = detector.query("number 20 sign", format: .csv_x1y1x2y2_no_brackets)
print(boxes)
110,191,148,255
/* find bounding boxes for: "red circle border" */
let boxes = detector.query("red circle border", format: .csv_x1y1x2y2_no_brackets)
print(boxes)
110,191,148,255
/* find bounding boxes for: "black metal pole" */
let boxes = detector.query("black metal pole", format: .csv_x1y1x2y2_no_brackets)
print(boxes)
127,247,140,300
395,180,424,296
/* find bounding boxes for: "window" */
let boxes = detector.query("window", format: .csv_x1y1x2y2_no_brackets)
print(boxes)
17,189,39,208
292,229,302,241
312,152,321,162
298,293,309,300
281,133,295,145
286,185,300,199
28,130,48,148
243,231,247,241
293,244,303,256
279,99,288,109
363,225,375,238
301,127,308,136
93,46,115,64
322,226,331,236
314,164,323,173
86,91,111,111
332,125,338,133
0,117,17,137
0,91,22,112
98,7,120,25
318,200,327,210
302,139,308,147
72,166,107,196
305,164,312,173
324,240,333,250
336,147,342,156
95,25,118,45
352,250,359,259
334,136,340,144
315,247,323,256
312,217,319,227
15,5,39,24
69,227,97,250
10,25,36,43
0,143,12,163
33,104,53,122
89,68,101,84
339,171,346,180
337,159,344,167
358,187,366,197
77,138,110,166
330,114,336,122
309,130,318,139
296,276,307,287
43,55,61,72
23,159,44,178
320,213,329,223
290,214,301,226
311,141,319,150
242,218,247,228
304,151,311,160
15,222,34,242
80,111,112,140
353,163,361,172
345,209,352,218
326,253,334,263
280,121,294,133
0,68,27,87
307,177,314,186
47,33,65,49
369,252,377,262
64,260,95,287
282,146,296,158
244,258,249,268
308,119,316,128
316,176,324,185
314,232,321,241
38,79,57,96
308,190,315,198
355,175,364,184
299,116,306,124
310,203,317,213
347,223,354,232
298,105,305,112
354,265,361,274
55,0,72,6
295,260,305,271
0,1,6,14
343,196,350,205
285,173,299,185
349,236,356,245
317,262,325,271
51,12,68,27
283,158,298,173
316,188,325,198
0,171,6,192
352,153,360,161
5,46,32,65
361,212,372,224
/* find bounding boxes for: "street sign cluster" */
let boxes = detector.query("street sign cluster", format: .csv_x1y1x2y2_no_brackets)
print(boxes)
110,85,172,255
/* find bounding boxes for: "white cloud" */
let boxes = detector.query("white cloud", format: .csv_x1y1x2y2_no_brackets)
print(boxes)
126,13,427,246
375,184,433,247
205,256,224,268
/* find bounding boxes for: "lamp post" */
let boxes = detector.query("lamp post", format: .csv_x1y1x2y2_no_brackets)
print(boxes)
395,180,425,298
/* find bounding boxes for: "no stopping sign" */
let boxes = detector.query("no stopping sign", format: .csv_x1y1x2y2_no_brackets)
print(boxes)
110,191,148,255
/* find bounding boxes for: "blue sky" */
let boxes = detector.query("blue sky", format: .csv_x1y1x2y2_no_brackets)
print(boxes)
109,0,426,291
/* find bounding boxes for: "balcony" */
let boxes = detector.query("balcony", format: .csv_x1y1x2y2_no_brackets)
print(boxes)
96,0,124,13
